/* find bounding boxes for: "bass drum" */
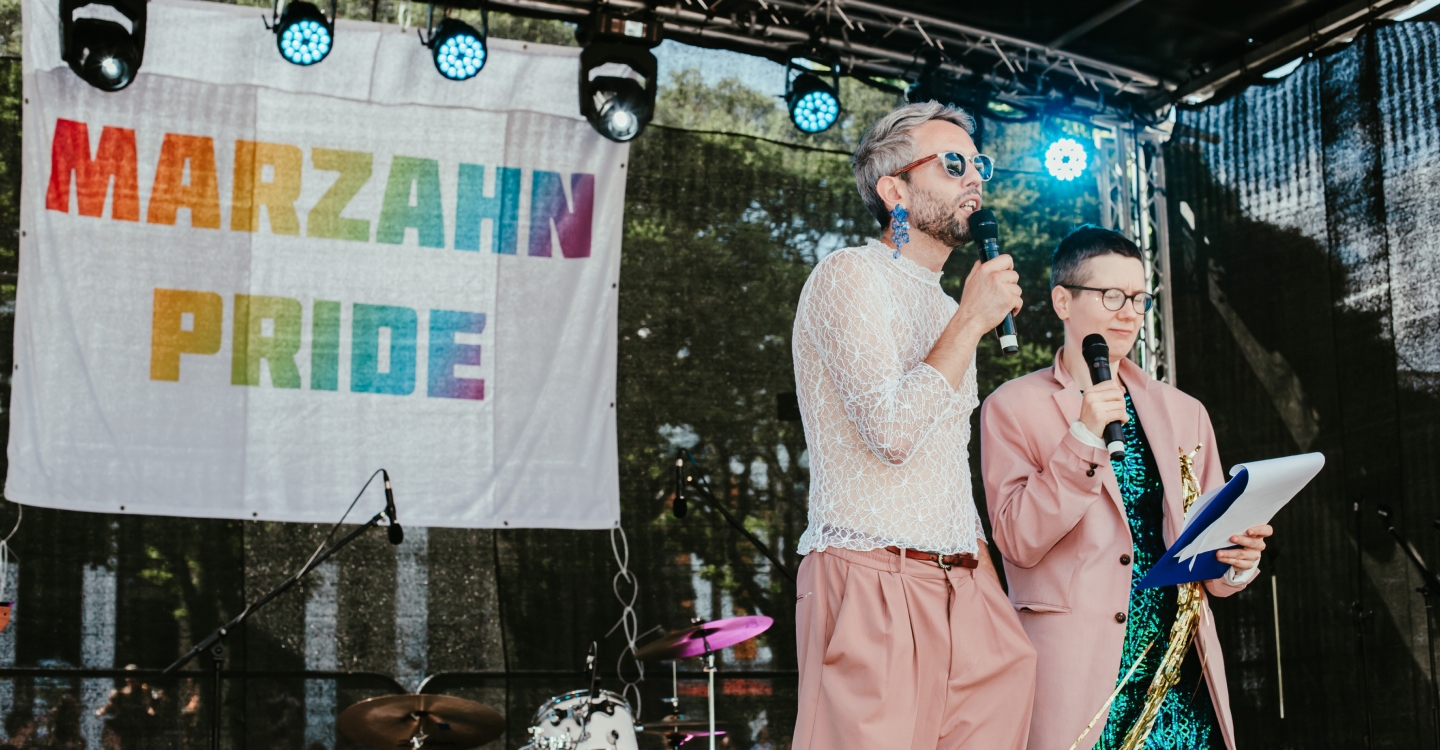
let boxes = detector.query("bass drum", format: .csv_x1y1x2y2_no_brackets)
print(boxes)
522,689,638,750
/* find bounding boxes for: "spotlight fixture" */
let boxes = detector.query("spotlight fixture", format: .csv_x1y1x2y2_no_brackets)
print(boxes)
271,0,335,66
1044,137,1088,181
785,59,841,134
421,4,487,81
59,0,147,92
577,12,661,143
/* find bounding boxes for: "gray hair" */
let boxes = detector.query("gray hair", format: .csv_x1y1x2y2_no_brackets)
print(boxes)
852,101,977,229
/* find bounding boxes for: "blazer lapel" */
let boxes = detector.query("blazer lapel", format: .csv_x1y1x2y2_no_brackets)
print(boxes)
1121,361,1186,547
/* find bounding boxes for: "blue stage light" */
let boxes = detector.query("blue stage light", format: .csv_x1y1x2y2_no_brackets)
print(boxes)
787,73,841,134
428,19,486,81
1045,137,1088,181
274,2,333,66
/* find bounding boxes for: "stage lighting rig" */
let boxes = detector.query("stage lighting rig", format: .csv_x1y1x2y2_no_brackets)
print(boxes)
786,59,840,134
421,4,487,81
270,0,335,66
1044,137,1088,181
577,11,661,143
59,0,146,92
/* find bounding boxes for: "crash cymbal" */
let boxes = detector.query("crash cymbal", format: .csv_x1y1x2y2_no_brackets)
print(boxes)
634,616,773,662
640,715,718,731
337,694,504,749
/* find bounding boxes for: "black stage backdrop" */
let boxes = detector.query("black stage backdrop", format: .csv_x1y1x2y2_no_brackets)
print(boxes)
0,14,1437,750
1167,20,1440,750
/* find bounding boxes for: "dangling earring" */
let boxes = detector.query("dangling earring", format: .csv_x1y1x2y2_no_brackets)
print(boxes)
890,204,910,258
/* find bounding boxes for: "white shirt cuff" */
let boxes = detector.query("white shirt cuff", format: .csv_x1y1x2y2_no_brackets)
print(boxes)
1070,420,1108,450
1223,565,1258,585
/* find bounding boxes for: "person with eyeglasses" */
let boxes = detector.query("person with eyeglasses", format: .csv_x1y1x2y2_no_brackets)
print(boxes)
978,225,1274,750
789,101,1035,750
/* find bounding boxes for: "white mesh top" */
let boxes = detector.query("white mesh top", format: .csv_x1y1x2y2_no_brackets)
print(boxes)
793,239,985,557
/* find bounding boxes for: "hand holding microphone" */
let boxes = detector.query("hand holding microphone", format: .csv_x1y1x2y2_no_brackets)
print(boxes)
1080,334,1127,460
965,209,1021,354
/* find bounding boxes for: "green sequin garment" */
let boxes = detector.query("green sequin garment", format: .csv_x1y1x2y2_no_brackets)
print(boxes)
1096,392,1221,750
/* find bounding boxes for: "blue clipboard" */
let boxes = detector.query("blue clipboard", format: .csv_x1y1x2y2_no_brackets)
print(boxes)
1136,468,1249,590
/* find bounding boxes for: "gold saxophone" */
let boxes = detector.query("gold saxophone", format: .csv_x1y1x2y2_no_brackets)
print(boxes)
1115,445,1208,750
1069,445,1209,750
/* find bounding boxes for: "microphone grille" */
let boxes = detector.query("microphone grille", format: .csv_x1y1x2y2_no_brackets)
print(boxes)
966,208,998,240
1081,333,1109,361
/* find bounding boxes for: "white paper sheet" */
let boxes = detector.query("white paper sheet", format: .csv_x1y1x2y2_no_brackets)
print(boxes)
1175,452,1326,560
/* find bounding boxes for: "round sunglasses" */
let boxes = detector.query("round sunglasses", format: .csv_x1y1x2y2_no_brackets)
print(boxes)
890,151,995,182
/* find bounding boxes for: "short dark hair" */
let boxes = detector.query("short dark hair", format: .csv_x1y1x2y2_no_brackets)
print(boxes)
1050,225,1143,288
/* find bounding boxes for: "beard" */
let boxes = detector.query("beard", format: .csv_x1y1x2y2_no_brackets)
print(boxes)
908,184,973,247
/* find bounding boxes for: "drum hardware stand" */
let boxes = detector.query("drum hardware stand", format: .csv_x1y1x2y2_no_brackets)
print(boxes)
580,641,600,744
1377,506,1440,750
162,507,391,750
676,451,796,585
701,632,717,750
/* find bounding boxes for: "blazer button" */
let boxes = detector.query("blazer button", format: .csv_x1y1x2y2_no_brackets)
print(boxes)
1120,554,1132,565
1086,463,1097,478
1114,612,1127,624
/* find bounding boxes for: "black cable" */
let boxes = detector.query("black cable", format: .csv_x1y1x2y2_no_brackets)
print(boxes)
295,468,384,583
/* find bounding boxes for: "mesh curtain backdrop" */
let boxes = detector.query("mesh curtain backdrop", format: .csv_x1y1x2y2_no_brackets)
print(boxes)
1166,19,1440,750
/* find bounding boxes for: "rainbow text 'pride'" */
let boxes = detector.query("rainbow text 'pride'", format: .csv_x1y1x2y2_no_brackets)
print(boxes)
152,288,487,400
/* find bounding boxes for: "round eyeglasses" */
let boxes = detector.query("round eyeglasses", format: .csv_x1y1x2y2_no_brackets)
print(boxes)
890,151,994,182
1064,285,1155,314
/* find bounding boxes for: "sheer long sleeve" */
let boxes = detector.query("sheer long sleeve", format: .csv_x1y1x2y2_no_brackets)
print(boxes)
801,250,969,466
792,241,982,557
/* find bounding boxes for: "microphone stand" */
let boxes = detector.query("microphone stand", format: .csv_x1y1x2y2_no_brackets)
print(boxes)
163,509,389,750
678,454,796,585
1353,500,1374,748
1377,506,1440,750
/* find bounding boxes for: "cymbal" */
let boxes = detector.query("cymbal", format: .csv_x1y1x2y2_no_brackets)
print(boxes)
642,729,727,747
337,694,504,749
641,715,717,731
634,615,774,662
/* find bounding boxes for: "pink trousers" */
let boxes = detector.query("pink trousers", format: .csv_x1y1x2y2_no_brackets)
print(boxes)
792,547,1037,750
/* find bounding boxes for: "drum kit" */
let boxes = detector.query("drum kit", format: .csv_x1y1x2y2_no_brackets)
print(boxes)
335,615,773,750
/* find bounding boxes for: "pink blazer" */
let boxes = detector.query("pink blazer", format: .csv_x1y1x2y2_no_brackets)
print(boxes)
980,350,1250,750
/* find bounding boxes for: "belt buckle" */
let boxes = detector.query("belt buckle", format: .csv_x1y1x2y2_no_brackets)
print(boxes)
932,552,951,571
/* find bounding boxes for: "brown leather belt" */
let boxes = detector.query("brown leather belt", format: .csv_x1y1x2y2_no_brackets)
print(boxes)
884,546,978,570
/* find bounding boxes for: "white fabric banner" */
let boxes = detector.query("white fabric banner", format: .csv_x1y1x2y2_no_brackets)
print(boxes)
8,0,623,528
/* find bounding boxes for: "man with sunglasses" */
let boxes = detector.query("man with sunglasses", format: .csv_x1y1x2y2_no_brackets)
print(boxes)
790,101,1035,750
979,226,1274,750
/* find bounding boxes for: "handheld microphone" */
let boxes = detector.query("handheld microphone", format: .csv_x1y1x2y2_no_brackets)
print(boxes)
673,457,688,518
1081,334,1125,461
966,208,1019,355
382,469,403,545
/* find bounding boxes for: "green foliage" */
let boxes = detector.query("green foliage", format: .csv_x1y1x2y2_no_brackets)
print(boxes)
654,69,906,150
484,12,576,47
0,59,15,267
0,0,18,58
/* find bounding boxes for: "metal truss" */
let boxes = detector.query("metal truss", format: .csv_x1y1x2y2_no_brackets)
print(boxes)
1092,121,1176,385
480,0,1170,110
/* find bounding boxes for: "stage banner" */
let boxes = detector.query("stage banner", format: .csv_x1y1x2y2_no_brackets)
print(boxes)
9,0,623,527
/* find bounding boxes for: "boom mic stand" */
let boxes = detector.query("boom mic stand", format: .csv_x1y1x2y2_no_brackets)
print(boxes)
163,499,392,750
676,451,796,585
1377,505,1440,750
